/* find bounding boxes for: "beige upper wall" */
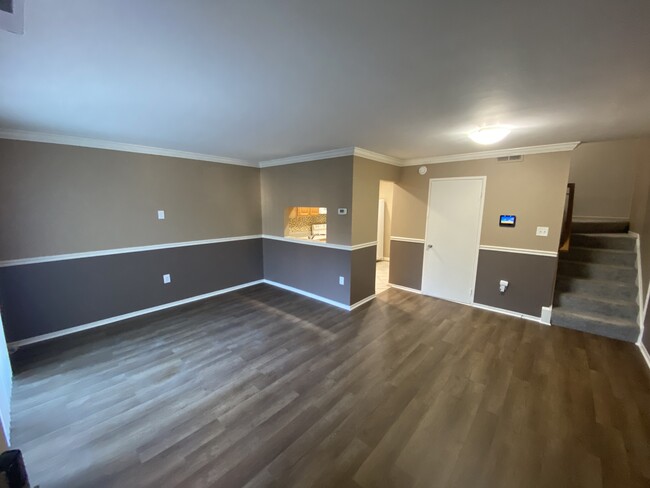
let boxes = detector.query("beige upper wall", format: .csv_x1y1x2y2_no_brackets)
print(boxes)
351,157,400,246
260,156,354,245
630,158,650,310
0,139,262,261
569,138,650,219
379,180,394,258
392,152,572,253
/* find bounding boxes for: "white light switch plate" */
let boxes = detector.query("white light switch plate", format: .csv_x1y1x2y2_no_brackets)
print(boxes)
157,210,165,220
536,226,549,237
163,274,171,284
339,276,345,285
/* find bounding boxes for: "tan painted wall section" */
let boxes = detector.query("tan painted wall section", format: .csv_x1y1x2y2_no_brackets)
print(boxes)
392,152,571,253
569,138,650,219
260,156,353,245
379,180,394,258
0,139,262,261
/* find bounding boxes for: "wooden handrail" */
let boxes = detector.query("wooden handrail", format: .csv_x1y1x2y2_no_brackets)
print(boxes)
559,183,575,252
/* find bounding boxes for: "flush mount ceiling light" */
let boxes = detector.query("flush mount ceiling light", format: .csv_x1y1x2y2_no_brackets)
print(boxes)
468,125,512,145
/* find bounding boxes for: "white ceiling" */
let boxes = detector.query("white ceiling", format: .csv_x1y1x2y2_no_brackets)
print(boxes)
1,0,649,163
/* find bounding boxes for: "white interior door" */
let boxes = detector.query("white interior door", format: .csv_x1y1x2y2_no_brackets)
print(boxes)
377,199,385,260
0,313,12,450
422,177,484,304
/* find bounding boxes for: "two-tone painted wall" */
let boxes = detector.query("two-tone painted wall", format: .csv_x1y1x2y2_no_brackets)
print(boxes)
260,155,399,308
389,152,572,318
0,138,577,346
0,142,402,344
0,139,264,344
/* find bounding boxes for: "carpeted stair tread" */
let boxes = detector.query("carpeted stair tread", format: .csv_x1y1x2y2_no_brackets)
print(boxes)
552,221,639,343
555,290,637,307
571,220,630,234
551,308,639,342
554,291,638,321
557,260,638,282
560,246,637,266
554,276,638,301
570,233,636,251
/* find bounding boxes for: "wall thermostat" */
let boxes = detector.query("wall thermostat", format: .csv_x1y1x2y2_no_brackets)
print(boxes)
418,166,428,175
499,215,516,227
337,208,348,215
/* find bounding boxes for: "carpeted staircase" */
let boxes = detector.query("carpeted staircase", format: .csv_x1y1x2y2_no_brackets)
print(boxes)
552,220,641,342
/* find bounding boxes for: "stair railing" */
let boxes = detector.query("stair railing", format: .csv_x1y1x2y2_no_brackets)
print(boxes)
559,183,575,252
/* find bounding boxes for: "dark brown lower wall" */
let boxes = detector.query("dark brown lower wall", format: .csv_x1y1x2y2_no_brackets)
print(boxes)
389,240,424,290
474,249,557,317
350,245,377,304
0,239,263,343
262,239,352,305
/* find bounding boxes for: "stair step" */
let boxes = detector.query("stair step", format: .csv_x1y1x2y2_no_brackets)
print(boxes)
571,220,629,234
555,276,638,301
554,292,638,321
551,308,639,342
570,233,636,251
560,246,637,266
557,260,637,283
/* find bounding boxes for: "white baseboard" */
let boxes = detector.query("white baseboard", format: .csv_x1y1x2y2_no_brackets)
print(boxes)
389,283,544,323
350,294,376,310
262,279,350,310
470,302,545,324
541,306,553,325
9,278,381,348
9,279,265,348
388,283,422,294
638,341,650,371
262,279,375,311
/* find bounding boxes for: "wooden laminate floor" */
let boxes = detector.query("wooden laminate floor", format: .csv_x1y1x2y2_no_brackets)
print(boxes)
10,285,650,488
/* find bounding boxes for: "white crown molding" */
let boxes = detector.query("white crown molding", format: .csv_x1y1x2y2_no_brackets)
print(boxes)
259,146,402,168
258,147,356,168
1,129,580,169
0,235,263,267
0,129,256,167
352,147,402,166
402,142,581,166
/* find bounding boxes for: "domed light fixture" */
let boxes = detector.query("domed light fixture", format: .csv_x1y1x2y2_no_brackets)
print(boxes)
468,125,512,145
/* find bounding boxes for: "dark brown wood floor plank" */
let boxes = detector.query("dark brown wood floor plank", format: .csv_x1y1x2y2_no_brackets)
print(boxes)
7,284,650,488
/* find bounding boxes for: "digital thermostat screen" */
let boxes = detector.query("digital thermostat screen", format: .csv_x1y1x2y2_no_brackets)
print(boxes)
499,215,516,227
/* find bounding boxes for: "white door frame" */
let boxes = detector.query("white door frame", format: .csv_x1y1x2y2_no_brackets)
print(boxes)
421,176,486,304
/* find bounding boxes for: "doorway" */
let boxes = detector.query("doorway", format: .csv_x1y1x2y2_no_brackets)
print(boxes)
421,177,485,304
376,180,394,294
